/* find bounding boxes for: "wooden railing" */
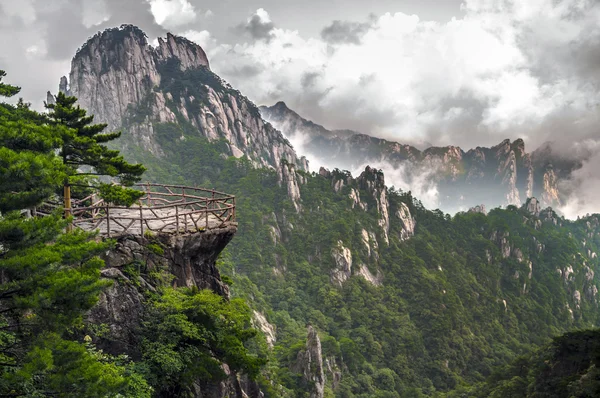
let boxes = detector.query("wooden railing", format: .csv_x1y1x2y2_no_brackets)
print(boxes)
36,183,236,237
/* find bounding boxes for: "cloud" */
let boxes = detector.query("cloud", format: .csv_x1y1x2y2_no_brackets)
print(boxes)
0,0,37,25
320,19,374,45
235,8,275,41
203,1,600,153
147,0,197,29
180,29,216,50
82,0,110,28
187,2,599,216
559,140,600,218
0,0,168,108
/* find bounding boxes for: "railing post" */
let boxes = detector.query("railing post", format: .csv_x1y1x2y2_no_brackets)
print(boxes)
64,184,72,232
146,183,151,206
139,202,144,236
205,198,209,230
175,204,180,235
106,206,110,238
232,196,236,221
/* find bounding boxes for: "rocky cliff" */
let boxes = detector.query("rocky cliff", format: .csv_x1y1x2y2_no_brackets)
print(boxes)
293,326,326,398
260,102,580,212
87,226,262,398
60,25,306,170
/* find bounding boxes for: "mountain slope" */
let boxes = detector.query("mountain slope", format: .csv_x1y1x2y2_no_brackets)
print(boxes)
57,26,600,397
260,102,579,213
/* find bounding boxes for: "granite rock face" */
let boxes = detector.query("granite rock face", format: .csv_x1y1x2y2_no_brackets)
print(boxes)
396,202,416,241
88,226,263,398
101,227,235,296
293,326,325,398
317,166,415,250
261,102,581,212
62,25,306,170
358,166,391,244
277,161,304,212
331,241,353,286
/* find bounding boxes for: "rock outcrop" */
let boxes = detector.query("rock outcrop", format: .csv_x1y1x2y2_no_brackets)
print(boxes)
468,204,487,215
87,226,262,398
331,241,352,286
277,161,304,211
253,311,276,348
62,25,306,170
358,166,391,244
293,326,325,398
356,264,382,286
396,202,416,241
318,166,415,250
525,197,541,217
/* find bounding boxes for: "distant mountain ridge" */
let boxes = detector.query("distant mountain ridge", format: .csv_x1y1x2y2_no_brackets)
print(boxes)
260,101,580,213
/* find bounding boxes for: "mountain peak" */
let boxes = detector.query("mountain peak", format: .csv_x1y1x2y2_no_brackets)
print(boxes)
156,32,210,70
74,24,148,59
262,101,301,119
73,26,209,73
273,101,290,110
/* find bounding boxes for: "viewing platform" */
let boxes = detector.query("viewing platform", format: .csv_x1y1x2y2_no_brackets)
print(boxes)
38,183,236,237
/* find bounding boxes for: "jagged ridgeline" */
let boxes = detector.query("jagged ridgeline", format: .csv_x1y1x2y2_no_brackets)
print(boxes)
58,25,600,397
261,102,575,213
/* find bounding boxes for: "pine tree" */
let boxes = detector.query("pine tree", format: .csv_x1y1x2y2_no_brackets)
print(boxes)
45,91,146,207
0,71,151,396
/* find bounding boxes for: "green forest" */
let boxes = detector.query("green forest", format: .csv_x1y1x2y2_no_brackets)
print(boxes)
0,71,266,397
113,63,600,397
2,61,600,398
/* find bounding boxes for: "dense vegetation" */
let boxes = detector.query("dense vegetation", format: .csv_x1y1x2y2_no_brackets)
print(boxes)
3,61,600,397
445,329,600,397
117,96,600,397
0,71,265,396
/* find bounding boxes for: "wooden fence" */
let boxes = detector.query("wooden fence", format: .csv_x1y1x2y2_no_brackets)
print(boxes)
36,183,236,237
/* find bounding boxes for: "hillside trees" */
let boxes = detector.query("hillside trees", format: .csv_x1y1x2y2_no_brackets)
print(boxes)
0,71,151,396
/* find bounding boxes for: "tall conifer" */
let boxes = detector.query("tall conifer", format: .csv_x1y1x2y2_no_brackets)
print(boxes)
45,92,145,207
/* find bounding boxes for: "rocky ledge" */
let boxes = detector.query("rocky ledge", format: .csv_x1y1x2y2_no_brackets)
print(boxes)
87,225,263,398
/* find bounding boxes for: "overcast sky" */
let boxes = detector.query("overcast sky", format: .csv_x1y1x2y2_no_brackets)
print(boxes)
1,0,598,147
1,0,600,216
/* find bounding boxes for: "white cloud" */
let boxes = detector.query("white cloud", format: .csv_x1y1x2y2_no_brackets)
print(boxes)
180,30,216,52
82,0,110,28
559,146,600,218
254,8,271,24
25,44,46,59
176,1,600,217
1,0,37,24
147,0,197,29
201,0,599,151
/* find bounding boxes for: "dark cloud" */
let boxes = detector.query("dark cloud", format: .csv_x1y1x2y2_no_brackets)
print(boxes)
222,64,264,79
235,10,274,41
300,71,321,88
39,3,88,60
100,0,166,38
320,19,373,45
